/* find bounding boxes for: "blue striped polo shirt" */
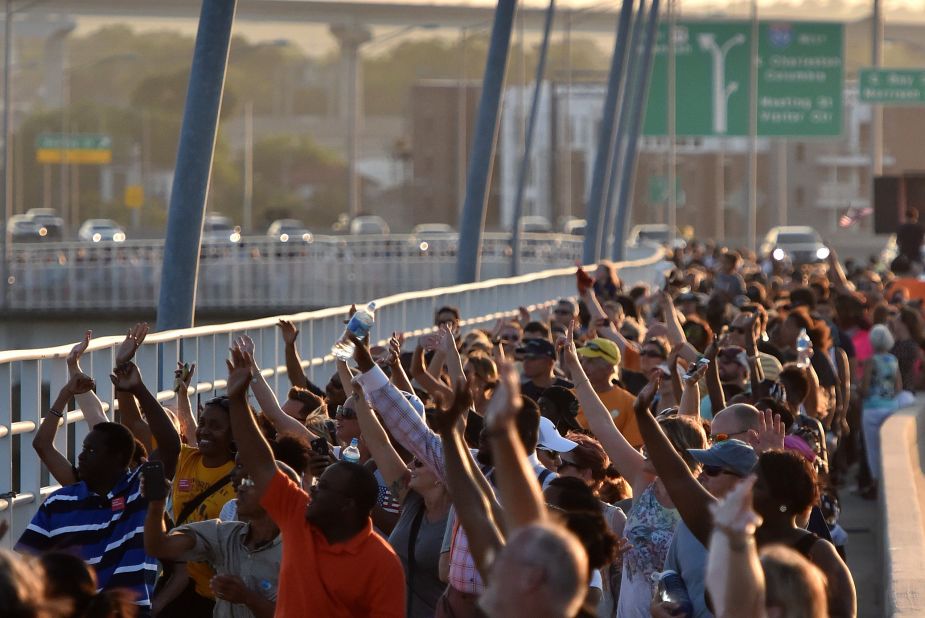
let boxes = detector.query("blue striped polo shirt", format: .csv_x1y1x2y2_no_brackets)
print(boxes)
15,466,156,607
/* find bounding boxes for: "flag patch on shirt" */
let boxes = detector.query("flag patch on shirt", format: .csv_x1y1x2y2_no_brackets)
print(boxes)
178,479,192,492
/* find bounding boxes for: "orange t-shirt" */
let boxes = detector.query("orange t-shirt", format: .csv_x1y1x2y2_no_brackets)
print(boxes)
576,384,644,448
889,278,925,303
260,470,406,618
622,345,642,372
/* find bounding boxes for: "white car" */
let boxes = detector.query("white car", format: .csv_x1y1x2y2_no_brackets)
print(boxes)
628,224,686,248
517,216,552,234
350,215,390,236
267,219,313,243
410,223,456,253
760,226,829,265
203,214,241,243
78,219,126,243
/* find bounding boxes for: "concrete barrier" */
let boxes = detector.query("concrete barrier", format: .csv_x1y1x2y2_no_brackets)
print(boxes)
880,401,925,616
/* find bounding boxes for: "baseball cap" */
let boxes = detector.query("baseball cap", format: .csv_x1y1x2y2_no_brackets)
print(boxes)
536,416,578,453
516,338,557,359
687,439,757,477
577,337,621,366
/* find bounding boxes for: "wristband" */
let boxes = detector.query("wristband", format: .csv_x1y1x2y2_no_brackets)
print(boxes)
47,408,64,419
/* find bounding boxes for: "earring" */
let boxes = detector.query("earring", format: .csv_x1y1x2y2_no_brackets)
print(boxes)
779,505,787,513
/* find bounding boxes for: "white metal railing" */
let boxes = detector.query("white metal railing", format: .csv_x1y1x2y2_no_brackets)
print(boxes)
7,233,586,311
0,246,664,546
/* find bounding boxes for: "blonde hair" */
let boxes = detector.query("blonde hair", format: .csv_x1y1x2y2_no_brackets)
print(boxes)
659,415,708,470
760,545,828,618
464,353,499,386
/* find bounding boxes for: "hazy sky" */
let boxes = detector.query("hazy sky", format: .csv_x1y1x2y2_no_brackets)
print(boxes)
72,0,925,57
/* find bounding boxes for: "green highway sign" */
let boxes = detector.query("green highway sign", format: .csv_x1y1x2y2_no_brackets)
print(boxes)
859,68,925,105
36,134,111,150
644,21,844,137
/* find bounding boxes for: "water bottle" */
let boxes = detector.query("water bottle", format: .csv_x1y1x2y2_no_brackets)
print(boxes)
653,570,693,618
331,301,376,360
796,328,812,368
342,438,361,464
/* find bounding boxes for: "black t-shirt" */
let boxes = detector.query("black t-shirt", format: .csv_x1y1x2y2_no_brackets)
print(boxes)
620,370,649,396
897,221,925,261
520,377,574,404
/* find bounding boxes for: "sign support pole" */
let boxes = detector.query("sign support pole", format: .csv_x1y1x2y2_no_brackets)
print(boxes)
746,0,758,253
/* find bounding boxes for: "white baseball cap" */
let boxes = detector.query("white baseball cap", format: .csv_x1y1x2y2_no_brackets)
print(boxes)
536,416,578,453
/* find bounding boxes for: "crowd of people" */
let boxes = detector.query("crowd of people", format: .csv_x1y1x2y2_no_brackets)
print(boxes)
4,236,924,618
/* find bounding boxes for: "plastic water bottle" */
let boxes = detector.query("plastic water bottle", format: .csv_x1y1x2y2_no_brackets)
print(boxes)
653,570,693,618
331,301,376,360
796,328,812,368
342,438,361,464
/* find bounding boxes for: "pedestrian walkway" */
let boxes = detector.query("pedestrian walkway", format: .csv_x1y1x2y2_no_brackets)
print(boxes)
842,475,882,617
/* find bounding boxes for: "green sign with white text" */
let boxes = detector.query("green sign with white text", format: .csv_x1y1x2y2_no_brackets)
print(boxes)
644,21,843,137
859,68,925,105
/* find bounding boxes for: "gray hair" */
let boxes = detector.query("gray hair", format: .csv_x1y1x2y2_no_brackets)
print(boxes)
869,324,895,353
506,523,588,617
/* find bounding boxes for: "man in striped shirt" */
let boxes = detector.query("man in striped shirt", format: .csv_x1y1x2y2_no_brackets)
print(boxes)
16,421,170,615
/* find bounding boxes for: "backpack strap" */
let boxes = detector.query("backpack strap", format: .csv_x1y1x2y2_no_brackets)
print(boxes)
173,473,232,528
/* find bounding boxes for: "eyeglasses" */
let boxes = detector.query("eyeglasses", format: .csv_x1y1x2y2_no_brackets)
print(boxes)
500,334,521,342
335,405,357,420
703,465,742,478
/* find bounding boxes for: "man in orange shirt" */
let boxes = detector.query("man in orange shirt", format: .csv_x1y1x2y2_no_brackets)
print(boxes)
224,347,406,618
574,337,644,448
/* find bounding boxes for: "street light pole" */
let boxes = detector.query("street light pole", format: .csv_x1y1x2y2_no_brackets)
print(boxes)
871,0,883,185
746,0,758,253
1,0,12,308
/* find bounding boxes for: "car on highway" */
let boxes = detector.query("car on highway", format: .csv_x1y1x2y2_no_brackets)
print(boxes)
267,219,313,243
203,214,242,243
517,215,552,234
628,224,686,248
25,208,64,240
78,219,126,243
562,218,586,236
350,215,390,236
410,223,456,253
7,214,45,243
760,226,830,266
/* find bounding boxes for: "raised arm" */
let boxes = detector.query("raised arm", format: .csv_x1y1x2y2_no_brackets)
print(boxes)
385,333,415,394
437,325,466,388
66,330,107,427
236,336,317,441
111,323,153,450
112,362,181,480
742,314,765,394
226,348,277,495
705,477,766,618
410,343,453,408
32,373,96,486
559,322,650,492
582,289,638,356
485,360,547,531
174,362,198,447
143,494,196,561
679,361,709,417
351,336,447,478
633,373,717,546
431,385,505,580
705,332,726,416
278,319,309,389
349,373,413,503
659,292,688,349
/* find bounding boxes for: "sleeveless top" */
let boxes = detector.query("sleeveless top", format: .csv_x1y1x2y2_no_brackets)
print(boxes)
866,352,899,407
617,482,681,618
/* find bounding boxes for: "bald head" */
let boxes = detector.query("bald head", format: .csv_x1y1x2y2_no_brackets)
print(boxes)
480,523,588,618
711,404,761,447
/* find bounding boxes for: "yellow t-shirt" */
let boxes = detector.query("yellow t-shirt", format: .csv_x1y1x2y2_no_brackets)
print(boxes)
171,445,236,599
576,385,643,448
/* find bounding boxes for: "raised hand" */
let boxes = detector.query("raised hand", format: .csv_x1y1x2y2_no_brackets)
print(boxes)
556,319,581,373
66,330,92,369
115,323,148,366
518,306,531,325
234,335,256,357
349,333,375,373
430,381,474,437
387,332,404,366
277,319,299,346
484,359,523,431
110,362,144,394
709,475,762,536
65,371,95,396
704,329,723,362
634,371,662,415
225,347,253,399
755,409,785,452
174,362,196,393
682,359,710,387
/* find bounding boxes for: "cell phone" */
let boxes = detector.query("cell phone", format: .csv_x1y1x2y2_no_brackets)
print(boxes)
141,461,167,501
683,357,710,381
310,437,331,459
173,362,192,393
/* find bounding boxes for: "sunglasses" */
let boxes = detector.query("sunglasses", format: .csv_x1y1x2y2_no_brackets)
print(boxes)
537,448,561,459
703,465,742,478
554,309,573,316
640,349,666,359
335,405,357,420
500,334,521,342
